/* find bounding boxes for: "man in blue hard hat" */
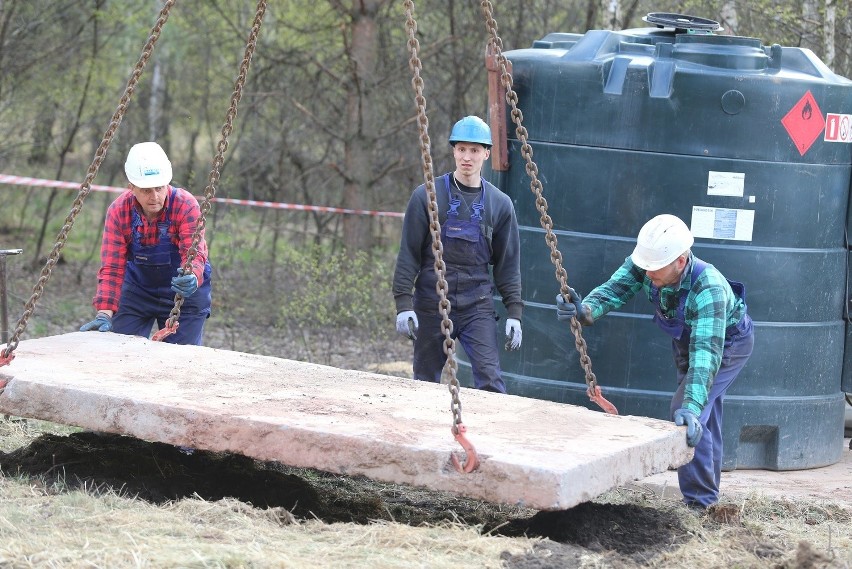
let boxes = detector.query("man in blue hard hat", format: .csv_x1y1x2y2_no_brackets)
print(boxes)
555,214,754,509
392,115,523,393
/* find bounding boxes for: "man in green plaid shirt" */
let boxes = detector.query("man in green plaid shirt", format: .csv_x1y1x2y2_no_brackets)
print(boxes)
556,214,754,510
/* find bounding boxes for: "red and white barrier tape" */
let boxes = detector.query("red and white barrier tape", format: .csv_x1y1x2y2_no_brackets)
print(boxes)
0,174,404,218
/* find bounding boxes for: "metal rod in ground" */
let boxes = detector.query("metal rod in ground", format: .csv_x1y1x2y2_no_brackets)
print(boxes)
0,248,23,345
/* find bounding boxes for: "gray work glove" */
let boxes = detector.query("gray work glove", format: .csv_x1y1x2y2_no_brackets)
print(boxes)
555,287,593,325
505,318,522,351
80,313,113,332
674,408,703,447
395,310,418,340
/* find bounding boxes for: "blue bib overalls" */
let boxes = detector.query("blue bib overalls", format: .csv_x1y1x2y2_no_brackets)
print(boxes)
651,258,753,507
112,192,212,345
411,174,504,393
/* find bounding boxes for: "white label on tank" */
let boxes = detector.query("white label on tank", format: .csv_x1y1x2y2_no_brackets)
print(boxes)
690,206,754,241
824,113,852,143
707,171,745,197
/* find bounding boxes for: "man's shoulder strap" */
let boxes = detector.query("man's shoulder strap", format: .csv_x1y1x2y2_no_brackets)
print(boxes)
690,257,709,288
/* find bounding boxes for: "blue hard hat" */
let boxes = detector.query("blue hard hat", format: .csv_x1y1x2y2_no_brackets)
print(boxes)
448,116,492,147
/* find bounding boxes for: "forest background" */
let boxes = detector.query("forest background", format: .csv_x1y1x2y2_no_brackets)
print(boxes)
0,0,850,359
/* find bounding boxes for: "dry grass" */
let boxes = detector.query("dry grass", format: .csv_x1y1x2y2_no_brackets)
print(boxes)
584,487,852,569
0,420,542,568
1,426,851,569
0,474,540,569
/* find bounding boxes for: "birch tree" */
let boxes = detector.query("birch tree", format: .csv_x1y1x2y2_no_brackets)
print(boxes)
824,0,835,70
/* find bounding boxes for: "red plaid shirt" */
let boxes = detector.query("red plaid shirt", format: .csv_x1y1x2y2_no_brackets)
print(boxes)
93,186,208,312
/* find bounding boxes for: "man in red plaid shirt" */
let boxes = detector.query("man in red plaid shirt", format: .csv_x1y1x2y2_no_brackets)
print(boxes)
80,142,212,344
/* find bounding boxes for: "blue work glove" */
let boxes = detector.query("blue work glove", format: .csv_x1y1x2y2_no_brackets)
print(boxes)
555,287,593,325
171,272,198,297
505,318,522,351
395,310,418,340
80,313,113,332
674,408,703,447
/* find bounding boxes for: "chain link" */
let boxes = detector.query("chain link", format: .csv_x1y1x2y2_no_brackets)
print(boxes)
161,0,267,332
1,0,177,362
404,1,464,432
479,0,600,395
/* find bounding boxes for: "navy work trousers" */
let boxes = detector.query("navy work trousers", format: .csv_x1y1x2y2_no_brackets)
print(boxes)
670,330,754,507
412,304,504,393
113,280,210,345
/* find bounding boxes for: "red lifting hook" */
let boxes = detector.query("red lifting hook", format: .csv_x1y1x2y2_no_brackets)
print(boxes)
450,423,480,473
151,321,179,342
0,353,14,368
588,384,618,415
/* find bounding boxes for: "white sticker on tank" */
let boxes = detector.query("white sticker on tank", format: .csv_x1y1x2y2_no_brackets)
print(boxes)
690,206,754,241
824,113,852,143
707,171,744,197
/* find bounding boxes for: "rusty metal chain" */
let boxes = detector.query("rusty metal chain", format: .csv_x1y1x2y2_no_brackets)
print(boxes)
159,0,267,334
403,1,465,433
479,0,601,397
0,0,177,363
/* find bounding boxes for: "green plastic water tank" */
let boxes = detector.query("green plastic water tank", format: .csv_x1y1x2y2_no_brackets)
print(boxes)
461,14,852,470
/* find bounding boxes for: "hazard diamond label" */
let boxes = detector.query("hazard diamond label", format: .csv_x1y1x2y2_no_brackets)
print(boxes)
781,91,825,156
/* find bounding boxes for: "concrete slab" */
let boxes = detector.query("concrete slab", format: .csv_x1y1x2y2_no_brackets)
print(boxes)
0,332,693,510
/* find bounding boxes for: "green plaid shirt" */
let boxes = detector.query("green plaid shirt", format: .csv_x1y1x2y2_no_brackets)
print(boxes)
583,255,746,414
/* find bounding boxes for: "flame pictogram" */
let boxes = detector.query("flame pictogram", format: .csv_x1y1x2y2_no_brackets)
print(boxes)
781,91,824,156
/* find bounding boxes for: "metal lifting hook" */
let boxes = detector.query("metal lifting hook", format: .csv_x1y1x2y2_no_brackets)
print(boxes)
151,320,179,342
450,423,480,473
588,385,619,415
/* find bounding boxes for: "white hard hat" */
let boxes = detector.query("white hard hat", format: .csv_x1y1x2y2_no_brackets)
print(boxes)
631,214,694,271
124,142,172,188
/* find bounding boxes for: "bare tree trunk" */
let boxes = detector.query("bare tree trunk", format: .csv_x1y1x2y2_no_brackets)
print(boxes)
844,10,852,77
148,57,166,141
801,0,820,52
341,0,380,256
620,0,641,29
824,0,836,70
584,0,597,31
719,2,739,36
448,0,463,121
601,0,620,30
0,0,19,101
146,0,169,144
31,0,102,265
